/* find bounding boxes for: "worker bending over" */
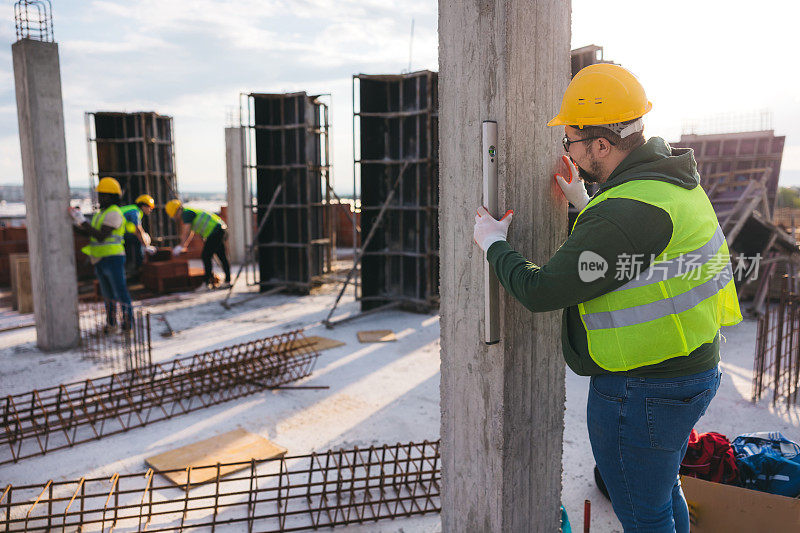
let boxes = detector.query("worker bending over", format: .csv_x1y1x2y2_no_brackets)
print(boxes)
120,194,157,277
472,64,741,532
70,177,134,332
165,199,231,291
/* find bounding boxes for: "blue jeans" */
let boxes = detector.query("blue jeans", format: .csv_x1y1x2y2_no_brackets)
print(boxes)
124,233,143,271
95,255,133,328
587,365,721,532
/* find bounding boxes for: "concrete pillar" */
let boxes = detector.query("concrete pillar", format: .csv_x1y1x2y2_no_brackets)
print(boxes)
438,1,570,531
12,38,80,351
225,127,247,264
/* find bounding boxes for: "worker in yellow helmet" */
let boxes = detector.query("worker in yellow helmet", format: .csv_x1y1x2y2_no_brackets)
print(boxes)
165,199,231,291
471,64,741,531
120,194,157,278
70,177,134,332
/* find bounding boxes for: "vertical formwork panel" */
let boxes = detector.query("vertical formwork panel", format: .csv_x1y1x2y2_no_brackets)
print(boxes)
356,71,439,312
87,111,180,245
250,92,331,292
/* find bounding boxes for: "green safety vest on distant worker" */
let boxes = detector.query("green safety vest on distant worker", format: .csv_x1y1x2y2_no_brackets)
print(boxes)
81,205,126,258
574,180,742,371
184,206,224,240
119,204,142,234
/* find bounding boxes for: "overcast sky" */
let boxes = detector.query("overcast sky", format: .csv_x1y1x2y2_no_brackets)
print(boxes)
0,0,798,193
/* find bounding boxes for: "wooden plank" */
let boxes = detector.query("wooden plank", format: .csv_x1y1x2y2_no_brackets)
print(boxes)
357,330,397,343
13,256,33,314
145,428,286,487
8,253,26,310
285,335,345,352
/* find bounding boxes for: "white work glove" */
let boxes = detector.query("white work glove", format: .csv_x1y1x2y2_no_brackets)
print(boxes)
171,245,184,256
68,207,85,226
554,155,591,211
473,206,513,251
144,245,157,255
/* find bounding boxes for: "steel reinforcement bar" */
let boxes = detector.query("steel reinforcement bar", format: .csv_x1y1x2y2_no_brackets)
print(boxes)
1,330,319,465
0,440,440,532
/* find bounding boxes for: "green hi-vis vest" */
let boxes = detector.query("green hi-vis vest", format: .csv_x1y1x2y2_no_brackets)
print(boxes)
120,204,142,234
81,205,126,258
184,206,223,240
574,180,742,371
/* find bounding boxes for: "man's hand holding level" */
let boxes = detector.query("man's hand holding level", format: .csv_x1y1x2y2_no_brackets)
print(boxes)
554,155,590,210
473,206,513,252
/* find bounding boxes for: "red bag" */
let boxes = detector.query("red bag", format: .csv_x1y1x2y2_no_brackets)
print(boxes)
680,429,738,484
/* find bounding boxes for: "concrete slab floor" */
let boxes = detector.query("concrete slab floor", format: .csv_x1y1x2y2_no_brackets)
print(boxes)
0,276,796,532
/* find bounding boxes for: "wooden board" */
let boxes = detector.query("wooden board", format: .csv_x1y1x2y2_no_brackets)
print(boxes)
8,253,26,310
286,335,345,353
357,330,397,343
13,256,33,314
145,428,286,487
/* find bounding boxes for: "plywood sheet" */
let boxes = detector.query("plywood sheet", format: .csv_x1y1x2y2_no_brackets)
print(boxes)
286,335,345,353
145,428,286,487
357,330,397,343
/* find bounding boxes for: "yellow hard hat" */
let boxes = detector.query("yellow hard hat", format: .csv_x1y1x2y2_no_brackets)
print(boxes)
135,194,155,209
548,64,652,128
96,177,122,195
165,199,182,218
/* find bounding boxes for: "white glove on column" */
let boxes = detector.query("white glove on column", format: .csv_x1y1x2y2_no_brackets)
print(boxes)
473,206,513,251
554,155,591,211
171,245,184,256
144,245,157,255
68,207,85,226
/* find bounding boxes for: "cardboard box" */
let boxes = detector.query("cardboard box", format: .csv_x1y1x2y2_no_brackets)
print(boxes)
682,475,800,531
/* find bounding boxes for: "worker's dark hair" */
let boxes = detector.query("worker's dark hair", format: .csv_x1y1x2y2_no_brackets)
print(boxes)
572,124,645,153
136,201,148,208
97,192,121,205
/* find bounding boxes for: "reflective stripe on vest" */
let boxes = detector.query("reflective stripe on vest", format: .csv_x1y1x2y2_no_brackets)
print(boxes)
574,180,742,372
81,205,125,258
185,207,222,239
119,204,142,234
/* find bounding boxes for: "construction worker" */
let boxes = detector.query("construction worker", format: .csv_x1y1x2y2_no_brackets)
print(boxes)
472,64,742,532
70,177,134,332
165,199,231,290
120,194,157,277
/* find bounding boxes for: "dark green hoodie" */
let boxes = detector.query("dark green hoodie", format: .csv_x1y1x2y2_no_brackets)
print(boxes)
486,137,719,377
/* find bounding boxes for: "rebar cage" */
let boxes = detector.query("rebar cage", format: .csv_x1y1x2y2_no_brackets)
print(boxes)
0,440,440,532
353,71,439,312
14,0,53,42
78,299,152,373
85,112,181,246
240,92,333,293
1,329,319,466
754,273,800,406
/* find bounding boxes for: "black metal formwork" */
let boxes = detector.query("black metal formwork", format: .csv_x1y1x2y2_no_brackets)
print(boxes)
241,92,332,293
354,71,439,312
85,111,180,246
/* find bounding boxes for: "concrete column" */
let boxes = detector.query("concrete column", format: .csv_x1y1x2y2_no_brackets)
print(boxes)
12,38,80,351
439,1,570,531
225,126,247,264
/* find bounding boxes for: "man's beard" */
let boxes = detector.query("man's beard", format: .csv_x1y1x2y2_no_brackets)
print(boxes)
577,153,604,183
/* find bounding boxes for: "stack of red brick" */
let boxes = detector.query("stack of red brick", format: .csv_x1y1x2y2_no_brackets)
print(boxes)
0,227,28,285
140,248,206,294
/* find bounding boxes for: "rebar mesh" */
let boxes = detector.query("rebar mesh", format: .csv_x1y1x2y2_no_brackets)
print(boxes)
753,274,800,406
1,330,319,465
0,440,441,532
79,300,152,372
14,1,53,42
